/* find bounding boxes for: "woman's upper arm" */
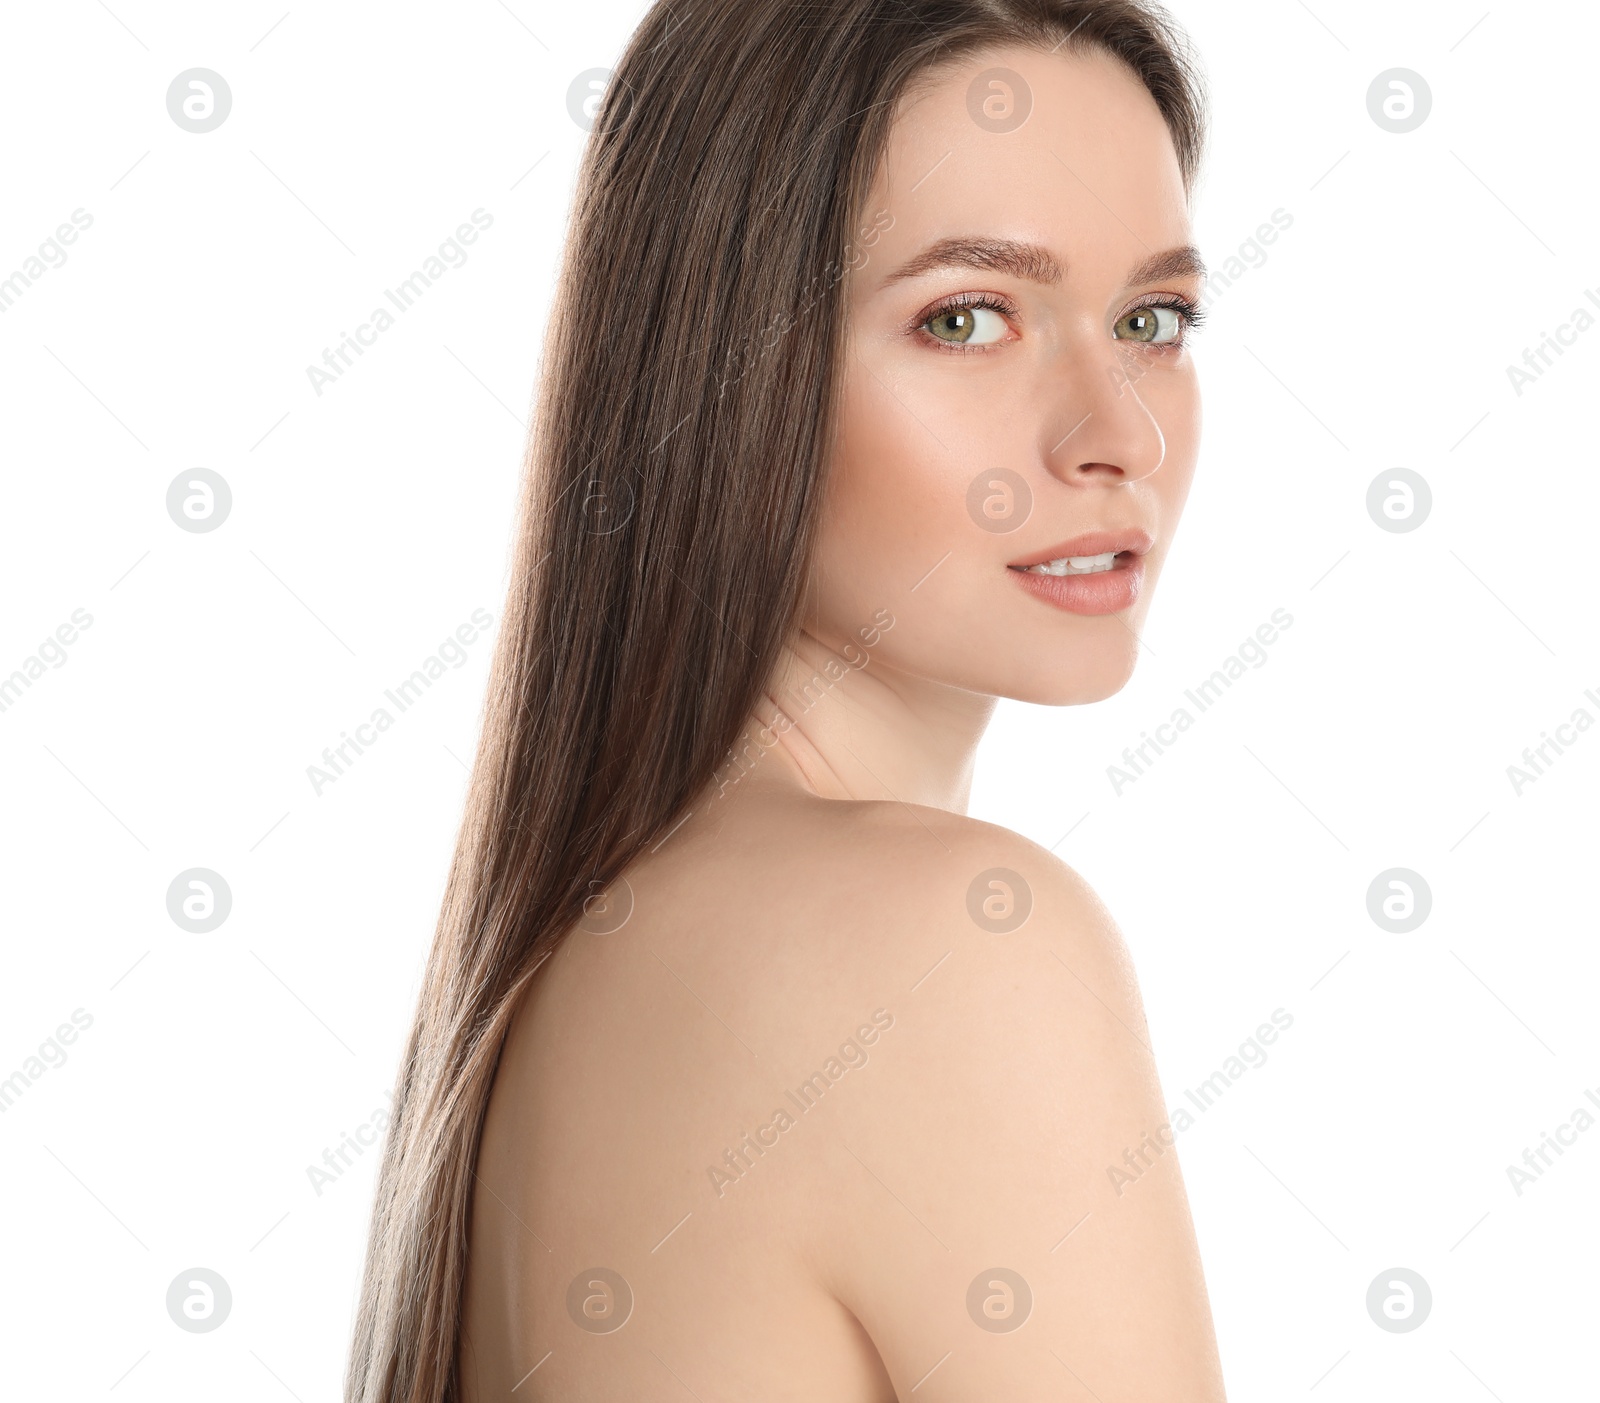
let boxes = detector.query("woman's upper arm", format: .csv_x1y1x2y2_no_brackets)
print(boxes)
812,828,1228,1401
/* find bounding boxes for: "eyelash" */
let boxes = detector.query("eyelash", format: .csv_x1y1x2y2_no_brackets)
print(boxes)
911,292,1017,354
1143,294,1208,341
911,291,1208,354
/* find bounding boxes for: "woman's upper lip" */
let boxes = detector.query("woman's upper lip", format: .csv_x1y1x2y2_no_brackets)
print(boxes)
1007,529,1154,568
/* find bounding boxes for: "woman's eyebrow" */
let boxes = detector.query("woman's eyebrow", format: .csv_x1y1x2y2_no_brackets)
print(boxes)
879,237,1206,288
881,237,1064,287
1124,244,1207,286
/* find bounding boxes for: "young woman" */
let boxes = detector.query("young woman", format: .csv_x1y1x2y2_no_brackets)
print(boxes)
349,1,1227,1398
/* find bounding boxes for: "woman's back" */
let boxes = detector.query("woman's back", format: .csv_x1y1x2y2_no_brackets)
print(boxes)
459,774,1225,1400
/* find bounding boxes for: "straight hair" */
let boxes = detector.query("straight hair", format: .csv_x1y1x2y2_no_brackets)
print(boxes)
346,2,1205,1398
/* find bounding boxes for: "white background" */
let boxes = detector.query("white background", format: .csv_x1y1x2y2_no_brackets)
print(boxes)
1,1,1595,1398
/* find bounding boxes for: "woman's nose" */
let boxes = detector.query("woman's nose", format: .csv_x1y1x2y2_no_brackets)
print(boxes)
1043,342,1168,485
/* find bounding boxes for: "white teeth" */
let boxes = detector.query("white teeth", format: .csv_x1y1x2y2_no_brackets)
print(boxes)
1024,552,1118,576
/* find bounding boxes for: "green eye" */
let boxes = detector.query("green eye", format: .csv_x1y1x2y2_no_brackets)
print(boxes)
929,309,976,342
1114,305,1183,344
924,304,1008,346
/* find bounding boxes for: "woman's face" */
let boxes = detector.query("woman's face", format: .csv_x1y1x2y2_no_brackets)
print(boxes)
808,43,1202,706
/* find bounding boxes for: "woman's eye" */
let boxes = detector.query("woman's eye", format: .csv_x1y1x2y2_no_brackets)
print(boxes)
1114,304,1183,344
924,305,1008,346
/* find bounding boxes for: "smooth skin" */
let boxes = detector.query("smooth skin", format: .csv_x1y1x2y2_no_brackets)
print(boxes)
461,43,1225,1402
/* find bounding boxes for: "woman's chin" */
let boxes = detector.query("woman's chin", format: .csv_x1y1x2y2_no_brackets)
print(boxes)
1001,650,1140,707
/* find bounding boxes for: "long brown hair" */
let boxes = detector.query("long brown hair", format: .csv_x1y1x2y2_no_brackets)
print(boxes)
347,2,1206,1398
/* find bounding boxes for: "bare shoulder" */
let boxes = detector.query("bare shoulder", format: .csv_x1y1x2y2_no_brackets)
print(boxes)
534,790,1153,1159
629,789,1134,999
734,799,1225,1398
468,793,1222,1399
781,796,1150,1050
501,793,1130,1123
644,792,1224,1396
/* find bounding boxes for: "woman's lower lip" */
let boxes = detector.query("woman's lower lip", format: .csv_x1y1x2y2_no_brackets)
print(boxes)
1009,556,1144,615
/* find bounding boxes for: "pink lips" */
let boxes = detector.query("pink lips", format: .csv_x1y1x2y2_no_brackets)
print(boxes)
1007,528,1153,616
1007,529,1154,568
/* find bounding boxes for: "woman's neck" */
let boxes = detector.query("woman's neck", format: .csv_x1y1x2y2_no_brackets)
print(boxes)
744,628,996,814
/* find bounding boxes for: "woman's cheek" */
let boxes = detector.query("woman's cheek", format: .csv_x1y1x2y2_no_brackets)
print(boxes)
1145,370,1202,507
811,378,955,634
842,367,964,537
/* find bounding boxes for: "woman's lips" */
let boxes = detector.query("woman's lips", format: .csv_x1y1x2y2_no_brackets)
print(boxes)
1010,552,1144,615
1006,529,1152,615
1006,529,1153,567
